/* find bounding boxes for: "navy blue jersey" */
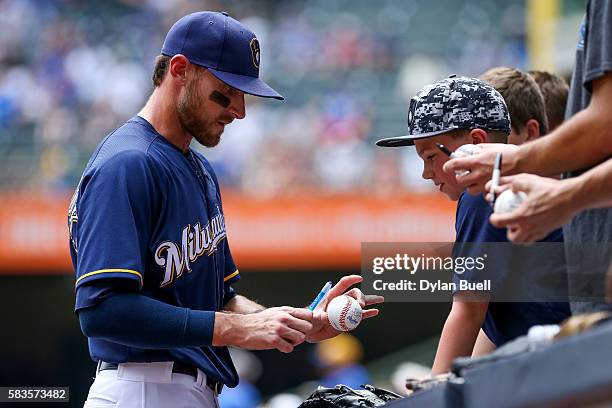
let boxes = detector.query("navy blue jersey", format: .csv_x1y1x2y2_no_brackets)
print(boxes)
68,116,240,386
454,192,570,346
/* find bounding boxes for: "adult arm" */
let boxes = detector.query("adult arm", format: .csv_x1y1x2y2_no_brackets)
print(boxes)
223,294,266,314
487,157,612,242
213,275,384,348
443,73,612,194
79,291,313,353
223,275,384,344
579,156,612,209
512,74,612,175
78,292,215,348
78,276,384,353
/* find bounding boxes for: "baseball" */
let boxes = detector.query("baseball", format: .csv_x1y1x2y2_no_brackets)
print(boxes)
327,295,363,331
450,144,482,176
494,190,527,214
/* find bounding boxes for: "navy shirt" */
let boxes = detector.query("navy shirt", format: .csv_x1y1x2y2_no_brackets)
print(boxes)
68,116,240,386
454,192,570,346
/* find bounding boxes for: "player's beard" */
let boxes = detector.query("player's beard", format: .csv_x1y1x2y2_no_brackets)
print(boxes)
177,78,223,148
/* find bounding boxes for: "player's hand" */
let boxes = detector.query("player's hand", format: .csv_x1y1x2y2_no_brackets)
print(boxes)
218,306,313,353
443,143,519,195
487,174,580,243
305,275,384,343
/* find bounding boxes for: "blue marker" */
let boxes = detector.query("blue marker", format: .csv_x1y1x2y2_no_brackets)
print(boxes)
308,281,332,311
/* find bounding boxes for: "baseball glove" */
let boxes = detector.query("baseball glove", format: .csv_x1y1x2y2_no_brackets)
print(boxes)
298,384,402,407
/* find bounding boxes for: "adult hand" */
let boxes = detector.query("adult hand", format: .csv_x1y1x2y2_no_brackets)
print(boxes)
487,174,580,243
305,275,384,343
443,143,519,195
217,306,313,353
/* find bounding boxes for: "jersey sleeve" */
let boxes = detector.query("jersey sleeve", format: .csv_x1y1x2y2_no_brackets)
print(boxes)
583,0,612,88
222,239,240,285
222,237,240,306
74,150,157,311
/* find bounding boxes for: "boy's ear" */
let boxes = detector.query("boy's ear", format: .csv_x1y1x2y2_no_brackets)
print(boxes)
468,128,488,144
525,119,541,142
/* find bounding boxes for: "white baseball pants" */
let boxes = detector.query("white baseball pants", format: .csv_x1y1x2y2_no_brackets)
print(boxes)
83,362,218,408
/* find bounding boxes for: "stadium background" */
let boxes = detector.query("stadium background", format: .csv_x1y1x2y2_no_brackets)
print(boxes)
0,0,585,406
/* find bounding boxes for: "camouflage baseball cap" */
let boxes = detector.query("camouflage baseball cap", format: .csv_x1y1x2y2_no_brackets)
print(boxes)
376,75,510,147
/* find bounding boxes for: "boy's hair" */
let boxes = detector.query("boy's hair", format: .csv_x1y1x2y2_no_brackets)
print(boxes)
528,70,569,131
448,128,508,144
480,67,549,135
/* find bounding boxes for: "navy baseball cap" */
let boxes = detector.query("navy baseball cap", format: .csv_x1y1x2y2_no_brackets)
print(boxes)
161,11,283,100
376,75,510,147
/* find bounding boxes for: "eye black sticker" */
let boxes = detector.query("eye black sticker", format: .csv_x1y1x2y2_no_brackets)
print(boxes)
209,90,230,108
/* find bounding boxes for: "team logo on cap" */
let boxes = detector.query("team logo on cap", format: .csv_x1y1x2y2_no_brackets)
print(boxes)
250,38,260,68
407,98,416,132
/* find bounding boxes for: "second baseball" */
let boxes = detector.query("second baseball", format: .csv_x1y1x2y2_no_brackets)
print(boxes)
494,190,527,214
327,295,363,332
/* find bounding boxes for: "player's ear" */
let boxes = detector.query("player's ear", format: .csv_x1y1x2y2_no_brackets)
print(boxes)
468,128,487,144
168,55,189,83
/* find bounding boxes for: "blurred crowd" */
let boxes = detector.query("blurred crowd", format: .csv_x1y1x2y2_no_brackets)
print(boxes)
0,0,529,195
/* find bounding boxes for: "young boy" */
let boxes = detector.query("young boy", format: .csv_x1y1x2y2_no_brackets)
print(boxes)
480,66,549,143
376,76,570,374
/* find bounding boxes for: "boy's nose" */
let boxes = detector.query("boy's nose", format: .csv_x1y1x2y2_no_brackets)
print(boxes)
422,163,434,180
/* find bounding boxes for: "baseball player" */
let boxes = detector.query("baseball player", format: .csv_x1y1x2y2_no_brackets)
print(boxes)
68,12,382,408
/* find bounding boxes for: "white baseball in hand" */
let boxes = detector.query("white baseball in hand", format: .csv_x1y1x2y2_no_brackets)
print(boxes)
494,190,527,214
450,144,482,176
327,295,363,332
